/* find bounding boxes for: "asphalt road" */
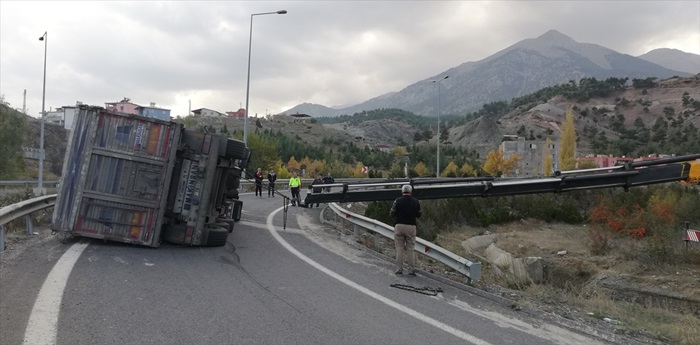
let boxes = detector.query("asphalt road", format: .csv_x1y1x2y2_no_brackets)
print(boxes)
1,193,611,345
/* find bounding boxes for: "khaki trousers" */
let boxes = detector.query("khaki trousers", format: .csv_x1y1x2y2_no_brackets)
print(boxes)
394,223,416,271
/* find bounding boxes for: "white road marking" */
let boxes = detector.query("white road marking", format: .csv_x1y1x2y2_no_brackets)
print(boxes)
266,207,493,345
23,241,89,345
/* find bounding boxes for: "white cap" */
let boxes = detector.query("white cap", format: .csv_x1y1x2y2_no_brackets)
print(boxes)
402,185,412,194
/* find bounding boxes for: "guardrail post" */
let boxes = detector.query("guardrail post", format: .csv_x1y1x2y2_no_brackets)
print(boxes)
374,233,381,253
353,224,359,238
0,225,5,252
25,214,34,236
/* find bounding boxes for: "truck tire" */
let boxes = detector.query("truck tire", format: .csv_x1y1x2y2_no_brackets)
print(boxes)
216,219,234,233
205,225,229,247
232,200,243,221
224,139,248,160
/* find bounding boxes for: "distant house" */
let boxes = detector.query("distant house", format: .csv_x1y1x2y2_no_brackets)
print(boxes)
226,108,246,119
287,113,312,123
376,144,392,153
192,108,224,117
105,98,139,115
136,102,171,121
44,104,79,130
587,154,634,168
105,98,171,121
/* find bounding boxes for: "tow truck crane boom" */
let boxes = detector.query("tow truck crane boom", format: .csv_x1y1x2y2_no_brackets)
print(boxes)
302,154,700,206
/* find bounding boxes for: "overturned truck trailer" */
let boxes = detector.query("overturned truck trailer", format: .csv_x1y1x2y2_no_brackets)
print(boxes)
52,106,249,247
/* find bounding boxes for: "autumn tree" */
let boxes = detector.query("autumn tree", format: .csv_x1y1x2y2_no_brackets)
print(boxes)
352,162,367,178
273,159,291,178
392,146,408,156
559,107,577,171
305,159,327,177
483,149,521,177
460,163,476,177
543,137,553,176
413,162,429,176
287,156,300,172
577,159,598,169
441,161,459,177
299,156,312,174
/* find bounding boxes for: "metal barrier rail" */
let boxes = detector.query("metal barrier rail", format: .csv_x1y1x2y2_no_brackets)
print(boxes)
0,194,57,252
0,180,59,187
326,203,481,282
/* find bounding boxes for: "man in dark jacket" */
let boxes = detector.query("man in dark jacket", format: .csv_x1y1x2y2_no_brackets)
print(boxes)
390,185,421,276
309,174,323,208
267,169,277,197
254,168,264,197
322,172,334,192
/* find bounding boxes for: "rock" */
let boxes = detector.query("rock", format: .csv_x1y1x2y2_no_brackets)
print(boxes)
461,234,497,253
557,250,568,256
524,257,544,284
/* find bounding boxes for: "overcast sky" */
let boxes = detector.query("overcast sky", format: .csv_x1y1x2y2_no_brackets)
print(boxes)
1,1,699,119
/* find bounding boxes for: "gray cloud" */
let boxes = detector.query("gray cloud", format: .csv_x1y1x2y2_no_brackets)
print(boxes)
1,1,698,118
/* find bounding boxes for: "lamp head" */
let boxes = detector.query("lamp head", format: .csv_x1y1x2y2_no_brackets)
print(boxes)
39,32,47,41
277,10,287,14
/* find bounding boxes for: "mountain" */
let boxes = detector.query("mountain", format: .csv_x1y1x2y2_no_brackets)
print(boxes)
637,48,700,75
284,30,690,117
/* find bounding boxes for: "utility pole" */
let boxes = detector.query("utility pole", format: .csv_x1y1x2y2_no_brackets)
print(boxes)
22,89,26,114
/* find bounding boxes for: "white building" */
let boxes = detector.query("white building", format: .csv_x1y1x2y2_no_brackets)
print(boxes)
44,104,78,130
192,108,224,117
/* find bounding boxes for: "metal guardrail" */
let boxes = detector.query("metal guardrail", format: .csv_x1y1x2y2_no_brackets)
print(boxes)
0,194,57,252
0,180,59,187
325,202,481,282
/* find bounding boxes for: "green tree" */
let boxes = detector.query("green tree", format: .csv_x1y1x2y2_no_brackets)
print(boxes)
388,163,404,178
246,132,279,175
0,104,27,179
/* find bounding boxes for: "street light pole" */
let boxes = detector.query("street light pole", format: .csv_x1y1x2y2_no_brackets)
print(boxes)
432,75,448,177
244,10,287,146
38,31,47,195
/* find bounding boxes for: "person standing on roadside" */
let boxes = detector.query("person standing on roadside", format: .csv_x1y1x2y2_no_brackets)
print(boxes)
322,172,334,192
254,168,264,197
267,169,277,197
390,185,421,276
309,174,323,208
289,171,302,206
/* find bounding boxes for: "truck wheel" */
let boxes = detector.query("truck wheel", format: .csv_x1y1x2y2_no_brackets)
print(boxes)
205,225,229,247
216,219,234,233
232,200,243,221
224,139,248,160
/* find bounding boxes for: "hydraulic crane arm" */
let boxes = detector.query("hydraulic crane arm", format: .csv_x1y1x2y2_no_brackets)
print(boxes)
302,154,700,206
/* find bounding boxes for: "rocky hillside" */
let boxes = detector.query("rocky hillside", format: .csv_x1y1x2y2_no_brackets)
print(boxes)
327,74,700,159
285,30,692,118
